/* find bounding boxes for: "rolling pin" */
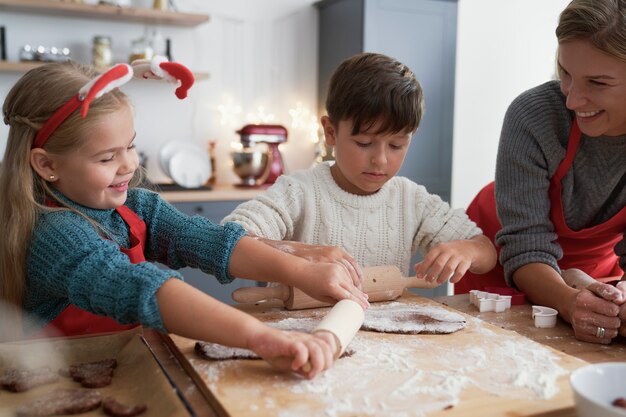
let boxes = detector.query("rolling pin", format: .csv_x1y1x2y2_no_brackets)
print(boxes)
231,265,439,310
302,299,365,372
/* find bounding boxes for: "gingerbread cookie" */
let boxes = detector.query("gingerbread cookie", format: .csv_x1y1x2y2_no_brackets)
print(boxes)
61,358,117,388
0,367,59,392
15,388,101,417
102,397,147,417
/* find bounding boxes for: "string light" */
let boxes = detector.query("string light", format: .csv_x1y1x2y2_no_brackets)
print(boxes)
246,106,275,124
217,95,242,126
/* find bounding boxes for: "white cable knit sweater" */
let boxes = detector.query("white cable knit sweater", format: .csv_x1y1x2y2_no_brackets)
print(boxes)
222,162,481,275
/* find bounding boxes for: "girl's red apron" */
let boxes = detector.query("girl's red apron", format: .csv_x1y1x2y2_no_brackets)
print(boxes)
40,205,146,336
456,119,626,293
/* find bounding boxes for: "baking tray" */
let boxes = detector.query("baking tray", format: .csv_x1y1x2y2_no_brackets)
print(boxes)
0,328,190,416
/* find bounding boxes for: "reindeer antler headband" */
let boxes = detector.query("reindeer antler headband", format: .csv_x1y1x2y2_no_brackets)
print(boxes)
32,56,195,149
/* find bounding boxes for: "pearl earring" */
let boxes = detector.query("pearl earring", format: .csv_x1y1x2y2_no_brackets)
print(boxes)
49,175,55,180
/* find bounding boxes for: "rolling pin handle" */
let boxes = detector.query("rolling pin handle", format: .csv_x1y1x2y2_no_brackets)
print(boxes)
231,285,290,304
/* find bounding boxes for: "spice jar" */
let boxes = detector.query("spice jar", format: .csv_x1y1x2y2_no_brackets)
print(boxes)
92,35,112,72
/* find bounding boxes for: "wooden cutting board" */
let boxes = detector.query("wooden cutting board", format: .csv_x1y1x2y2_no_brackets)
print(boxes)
166,294,586,417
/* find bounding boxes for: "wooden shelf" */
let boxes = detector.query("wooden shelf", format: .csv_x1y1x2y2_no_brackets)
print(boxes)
0,60,209,80
0,0,209,27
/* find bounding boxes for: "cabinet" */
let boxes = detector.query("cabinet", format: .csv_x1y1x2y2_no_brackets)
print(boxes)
170,199,261,305
0,0,209,78
317,0,458,297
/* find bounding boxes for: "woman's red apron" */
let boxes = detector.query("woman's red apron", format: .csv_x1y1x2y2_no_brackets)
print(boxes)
40,205,146,336
456,119,626,293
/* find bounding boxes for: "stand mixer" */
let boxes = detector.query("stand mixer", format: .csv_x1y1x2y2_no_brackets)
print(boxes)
232,124,287,187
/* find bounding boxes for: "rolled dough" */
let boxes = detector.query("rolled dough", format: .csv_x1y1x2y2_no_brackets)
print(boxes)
362,302,466,334
194,302,466,361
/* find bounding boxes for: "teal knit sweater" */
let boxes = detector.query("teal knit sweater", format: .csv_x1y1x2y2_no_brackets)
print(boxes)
25,188,247,332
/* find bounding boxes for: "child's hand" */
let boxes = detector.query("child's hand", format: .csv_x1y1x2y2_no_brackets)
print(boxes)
414,240,474,284
292,262,369,309
252,237,364,286
249,327,336,379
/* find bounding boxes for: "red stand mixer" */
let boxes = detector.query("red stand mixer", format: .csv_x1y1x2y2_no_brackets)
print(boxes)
233,124,287,186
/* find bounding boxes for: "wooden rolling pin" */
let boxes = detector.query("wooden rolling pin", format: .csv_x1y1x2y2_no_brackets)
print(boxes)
231,265,439,310
301,299,364,372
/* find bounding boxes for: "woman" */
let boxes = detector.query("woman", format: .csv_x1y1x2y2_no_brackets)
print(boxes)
456,0,626,344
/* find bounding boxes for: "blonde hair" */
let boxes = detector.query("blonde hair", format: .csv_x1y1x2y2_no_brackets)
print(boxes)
0,61,132,339
557,0,626,62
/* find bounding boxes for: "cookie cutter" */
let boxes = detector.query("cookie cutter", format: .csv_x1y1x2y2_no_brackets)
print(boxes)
469,290,512,313
484,286,526,305
531,305,558,328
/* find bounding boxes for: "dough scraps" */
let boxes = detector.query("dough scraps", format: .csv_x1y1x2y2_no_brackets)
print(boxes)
362,302,466,334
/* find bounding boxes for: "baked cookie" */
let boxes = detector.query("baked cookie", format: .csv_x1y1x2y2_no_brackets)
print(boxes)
102,397,147,417
0,367,59,392
61,358,117,388
15,388,101,417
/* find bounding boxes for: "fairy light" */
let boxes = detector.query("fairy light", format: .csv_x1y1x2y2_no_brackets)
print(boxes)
217,96,242,126
288,101,312,129
246,106,275,124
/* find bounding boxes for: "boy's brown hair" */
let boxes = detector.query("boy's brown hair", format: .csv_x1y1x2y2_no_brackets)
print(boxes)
325,52,424,135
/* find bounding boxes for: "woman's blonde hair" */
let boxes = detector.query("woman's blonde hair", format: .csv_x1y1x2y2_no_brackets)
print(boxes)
557,0,626,62
0,61,132,339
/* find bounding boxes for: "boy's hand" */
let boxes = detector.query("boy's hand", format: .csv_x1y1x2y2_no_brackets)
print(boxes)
290,262,369,309
254,237,363,288
414,240,474,284
249,328,335,379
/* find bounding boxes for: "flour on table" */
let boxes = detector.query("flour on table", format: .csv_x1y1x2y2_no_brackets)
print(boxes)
189,307,570,417
362,302,466,334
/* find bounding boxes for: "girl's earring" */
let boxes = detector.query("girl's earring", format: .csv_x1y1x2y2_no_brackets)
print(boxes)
48,175,56,181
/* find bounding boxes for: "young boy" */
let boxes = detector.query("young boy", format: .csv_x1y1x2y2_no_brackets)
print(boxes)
223,53,496,285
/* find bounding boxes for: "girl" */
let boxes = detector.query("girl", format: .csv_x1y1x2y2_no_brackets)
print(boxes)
0,60,367,378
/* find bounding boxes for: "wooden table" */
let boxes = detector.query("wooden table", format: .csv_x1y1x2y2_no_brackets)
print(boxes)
143,294,626,416
432,294,626,363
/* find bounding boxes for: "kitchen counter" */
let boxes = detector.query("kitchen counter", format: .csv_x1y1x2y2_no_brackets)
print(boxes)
158,183,266,203
142,293,626,417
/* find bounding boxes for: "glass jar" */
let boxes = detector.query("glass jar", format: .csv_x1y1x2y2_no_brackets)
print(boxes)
128,35,154,63
92,35,112,71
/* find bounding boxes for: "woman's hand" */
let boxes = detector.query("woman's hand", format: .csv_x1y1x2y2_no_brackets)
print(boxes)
617,281,626,337
290,261,369,309
253,236,363,288
567,288,621,344
248,327,336,379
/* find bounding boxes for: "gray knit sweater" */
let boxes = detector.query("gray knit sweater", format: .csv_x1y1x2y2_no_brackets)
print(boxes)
495,81,626,285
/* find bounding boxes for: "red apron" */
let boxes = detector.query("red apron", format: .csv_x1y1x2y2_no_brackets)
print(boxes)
39,205,146,336
456,119,626,293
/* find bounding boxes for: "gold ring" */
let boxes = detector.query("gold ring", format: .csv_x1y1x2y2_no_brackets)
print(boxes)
596,326,606,338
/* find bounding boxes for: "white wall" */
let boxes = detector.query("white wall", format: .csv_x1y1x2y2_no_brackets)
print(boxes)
2,0,575,193
451,0,570,208
0,0,320,185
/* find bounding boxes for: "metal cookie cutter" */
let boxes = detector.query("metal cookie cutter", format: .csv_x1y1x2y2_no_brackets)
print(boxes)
532,305,558,328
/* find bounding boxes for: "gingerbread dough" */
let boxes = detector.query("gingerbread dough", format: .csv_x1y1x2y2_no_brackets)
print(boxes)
362,302,466,334
195,302,465,361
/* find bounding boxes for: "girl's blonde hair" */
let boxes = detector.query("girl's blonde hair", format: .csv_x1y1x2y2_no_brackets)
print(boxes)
557,0,626,62
0,61,132,339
